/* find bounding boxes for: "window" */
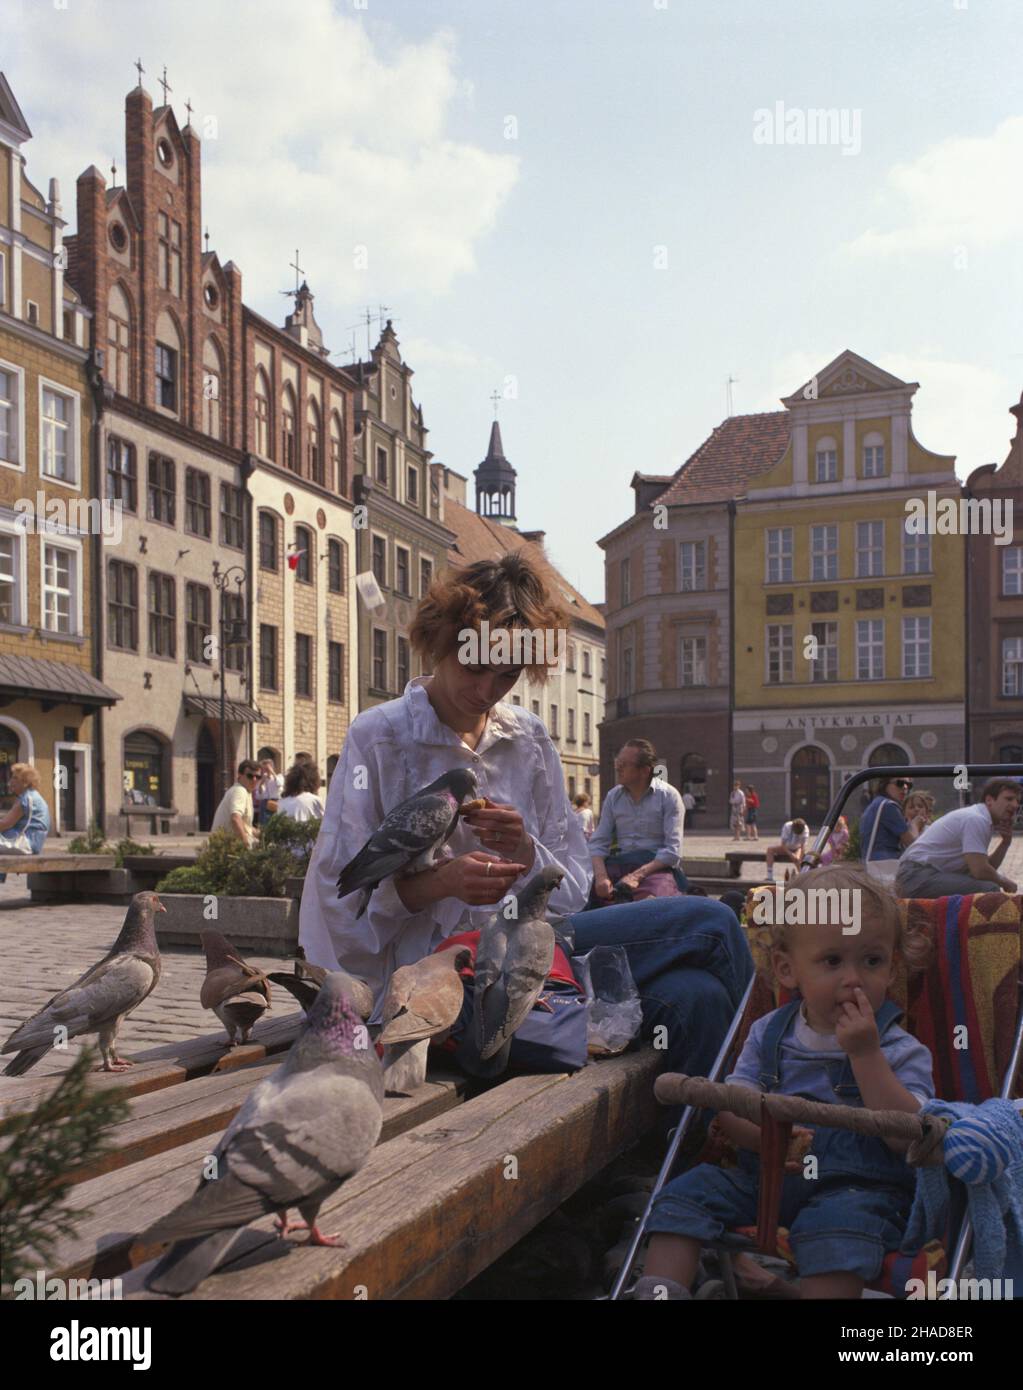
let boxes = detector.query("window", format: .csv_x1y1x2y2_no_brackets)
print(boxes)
407,465,418,504
106,437,137,512
810,621,838,682
259,512,278,571
295,633,312,697
582,647,591,678
397,636,410,689
254,370,271,457
307,399,322,483
202,340,222,439
396,546,410,596
0,363,22,466
157,213,181,296
330,412,343,491
294,526,312,583
568,776,576,800
41,386,74,481
583,711,592,744
155,343,177,412
328,539,344,593
531,699,540,716
601,656,606,683
281,385,296,469
0,250,4,306
567,643,576,672
856,521,884,577
371,535,387,586
43,543,79,632
550,704,559,738
375,446,388,484
0,531,23,625
328,641,345,703
1002,638,1023,697
148,572,176,656
863,439,886,477
512,694,521,705
259,624,278,690
372,629,387,690
220,483,245,550
903,616,931,678
856,619,884,680
766,625,793,683
902,521,931,575
223,592,245,672
679,541,706,592
810,525,838,581
107,284,131,396
620,558,631,606
766,528,793,583
680,635,707,686
420,557,433,596
107,560,138,650
567,707,576,741
26,300,39,326
814,441,838,482
185,582,212,663
1003,546,1022,597
184,467,210,537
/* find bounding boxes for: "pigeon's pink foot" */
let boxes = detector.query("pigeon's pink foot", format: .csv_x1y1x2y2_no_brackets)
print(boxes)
102,1060,133,1072
275,1212,304,1237
306,1226,345,1248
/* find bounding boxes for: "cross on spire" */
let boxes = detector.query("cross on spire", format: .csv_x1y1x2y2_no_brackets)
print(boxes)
204,226,210,253
134,57,145,87
159,65,172,105
289,249,305,293
110,159,117,187
490,388,501,417
185,97,193,126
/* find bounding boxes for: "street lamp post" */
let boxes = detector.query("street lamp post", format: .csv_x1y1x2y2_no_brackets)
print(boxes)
212,562,248,797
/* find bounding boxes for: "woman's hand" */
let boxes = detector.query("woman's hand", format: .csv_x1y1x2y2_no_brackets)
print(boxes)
434,851,528,906
462,798,535,872
619,871,642,891
594,875,614,899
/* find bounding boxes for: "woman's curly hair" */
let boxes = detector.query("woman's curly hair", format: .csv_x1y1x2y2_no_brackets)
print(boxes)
409,551,572,683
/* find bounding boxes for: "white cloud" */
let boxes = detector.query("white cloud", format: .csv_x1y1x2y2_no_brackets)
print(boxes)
843,116,1023,258
6,0,518,306
401,337,491,372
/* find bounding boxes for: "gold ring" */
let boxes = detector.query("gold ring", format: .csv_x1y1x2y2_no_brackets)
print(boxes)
485,861,491,876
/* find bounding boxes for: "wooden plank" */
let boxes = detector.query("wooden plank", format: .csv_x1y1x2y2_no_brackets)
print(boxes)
0,855,117,873
125,1048,661,1301
43,1069,472,1282
0,1014,304,1116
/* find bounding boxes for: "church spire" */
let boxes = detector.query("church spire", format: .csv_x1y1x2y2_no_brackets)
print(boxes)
474,406,517,524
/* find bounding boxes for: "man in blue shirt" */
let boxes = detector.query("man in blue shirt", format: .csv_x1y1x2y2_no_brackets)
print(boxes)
590,739,687,901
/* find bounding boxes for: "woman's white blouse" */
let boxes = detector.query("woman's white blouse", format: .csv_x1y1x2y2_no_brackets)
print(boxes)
299,676,592,1016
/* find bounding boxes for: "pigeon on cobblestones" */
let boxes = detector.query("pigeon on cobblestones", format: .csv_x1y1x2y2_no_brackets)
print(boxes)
474,868,563,1063
199,931,272,1046
2,892,164,1076
337,768,479,917
144,971,383,1295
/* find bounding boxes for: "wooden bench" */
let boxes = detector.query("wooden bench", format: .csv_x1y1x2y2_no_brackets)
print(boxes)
724,850,769,877
0,855,117,874
120,806,178,836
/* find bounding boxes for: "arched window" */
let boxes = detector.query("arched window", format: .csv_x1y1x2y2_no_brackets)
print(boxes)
254,369,271,458
998,744,1023,766
294,525,312,583
281,384,297,470
868,743,910,768
0,724,22,802
202,338,224,440
307,398,322,484
329,410,343,492
123,730,167,806
154,309,183,414
814,435,838,483
107,283,132,397
790,744,831,823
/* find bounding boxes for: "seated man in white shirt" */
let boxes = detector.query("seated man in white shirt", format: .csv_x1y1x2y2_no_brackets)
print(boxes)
589,740,687,901
895,778,1020,899
210,760,260,848
765,818,809,875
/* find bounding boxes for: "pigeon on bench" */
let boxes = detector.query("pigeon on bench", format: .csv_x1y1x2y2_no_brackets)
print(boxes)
199,930,272,1047
268,946,374,1020
337,767,480,918
474,867,564,1066
2,891,165,1076
378,946,473,1093
144,971,384,1296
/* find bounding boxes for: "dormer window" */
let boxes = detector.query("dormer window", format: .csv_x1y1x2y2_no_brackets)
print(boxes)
814,439,838,482
863,433,886,477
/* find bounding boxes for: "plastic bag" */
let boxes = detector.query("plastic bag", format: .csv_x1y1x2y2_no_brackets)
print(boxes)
571,944,643,1057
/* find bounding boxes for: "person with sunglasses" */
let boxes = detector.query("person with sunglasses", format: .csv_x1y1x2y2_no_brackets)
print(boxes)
210,759,261,848
859,774,925,873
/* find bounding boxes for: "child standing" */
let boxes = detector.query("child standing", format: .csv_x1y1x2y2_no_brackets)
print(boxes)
634,864,933,1300
744,785,760,841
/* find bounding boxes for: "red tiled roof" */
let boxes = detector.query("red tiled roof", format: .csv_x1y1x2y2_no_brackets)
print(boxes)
652,411,791,508
443,498,604,630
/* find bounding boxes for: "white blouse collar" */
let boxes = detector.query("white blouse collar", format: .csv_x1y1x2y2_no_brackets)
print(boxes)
404,676,520,749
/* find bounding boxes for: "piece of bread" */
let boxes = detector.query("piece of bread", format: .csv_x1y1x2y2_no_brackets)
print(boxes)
459,798,487,815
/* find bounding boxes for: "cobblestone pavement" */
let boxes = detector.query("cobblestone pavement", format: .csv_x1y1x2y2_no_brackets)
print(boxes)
1,831,1019,1094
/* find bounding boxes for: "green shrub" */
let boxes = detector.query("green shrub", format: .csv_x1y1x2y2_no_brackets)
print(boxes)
113,837,155,868
224,845,296,898
260,813,320,872
67,822,110,856
154,864,218,894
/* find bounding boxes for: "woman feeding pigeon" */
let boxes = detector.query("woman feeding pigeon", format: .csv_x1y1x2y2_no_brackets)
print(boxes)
300,551,752,1085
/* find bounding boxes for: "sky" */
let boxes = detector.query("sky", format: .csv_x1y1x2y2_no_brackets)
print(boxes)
7,0,1023,602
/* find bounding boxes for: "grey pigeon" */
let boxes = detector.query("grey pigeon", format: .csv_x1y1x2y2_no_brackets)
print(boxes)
2,891,165,1076
337,767,479,917
268,946,374,1019
474,867,564,1065
144,971,384,1296
199,930,272,1046
378,946,472,1094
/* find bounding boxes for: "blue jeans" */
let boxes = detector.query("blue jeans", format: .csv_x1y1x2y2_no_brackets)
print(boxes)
567,897,753,1089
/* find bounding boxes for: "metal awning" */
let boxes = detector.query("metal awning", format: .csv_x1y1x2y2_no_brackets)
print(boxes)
0,653,121,710
183,694,268,724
